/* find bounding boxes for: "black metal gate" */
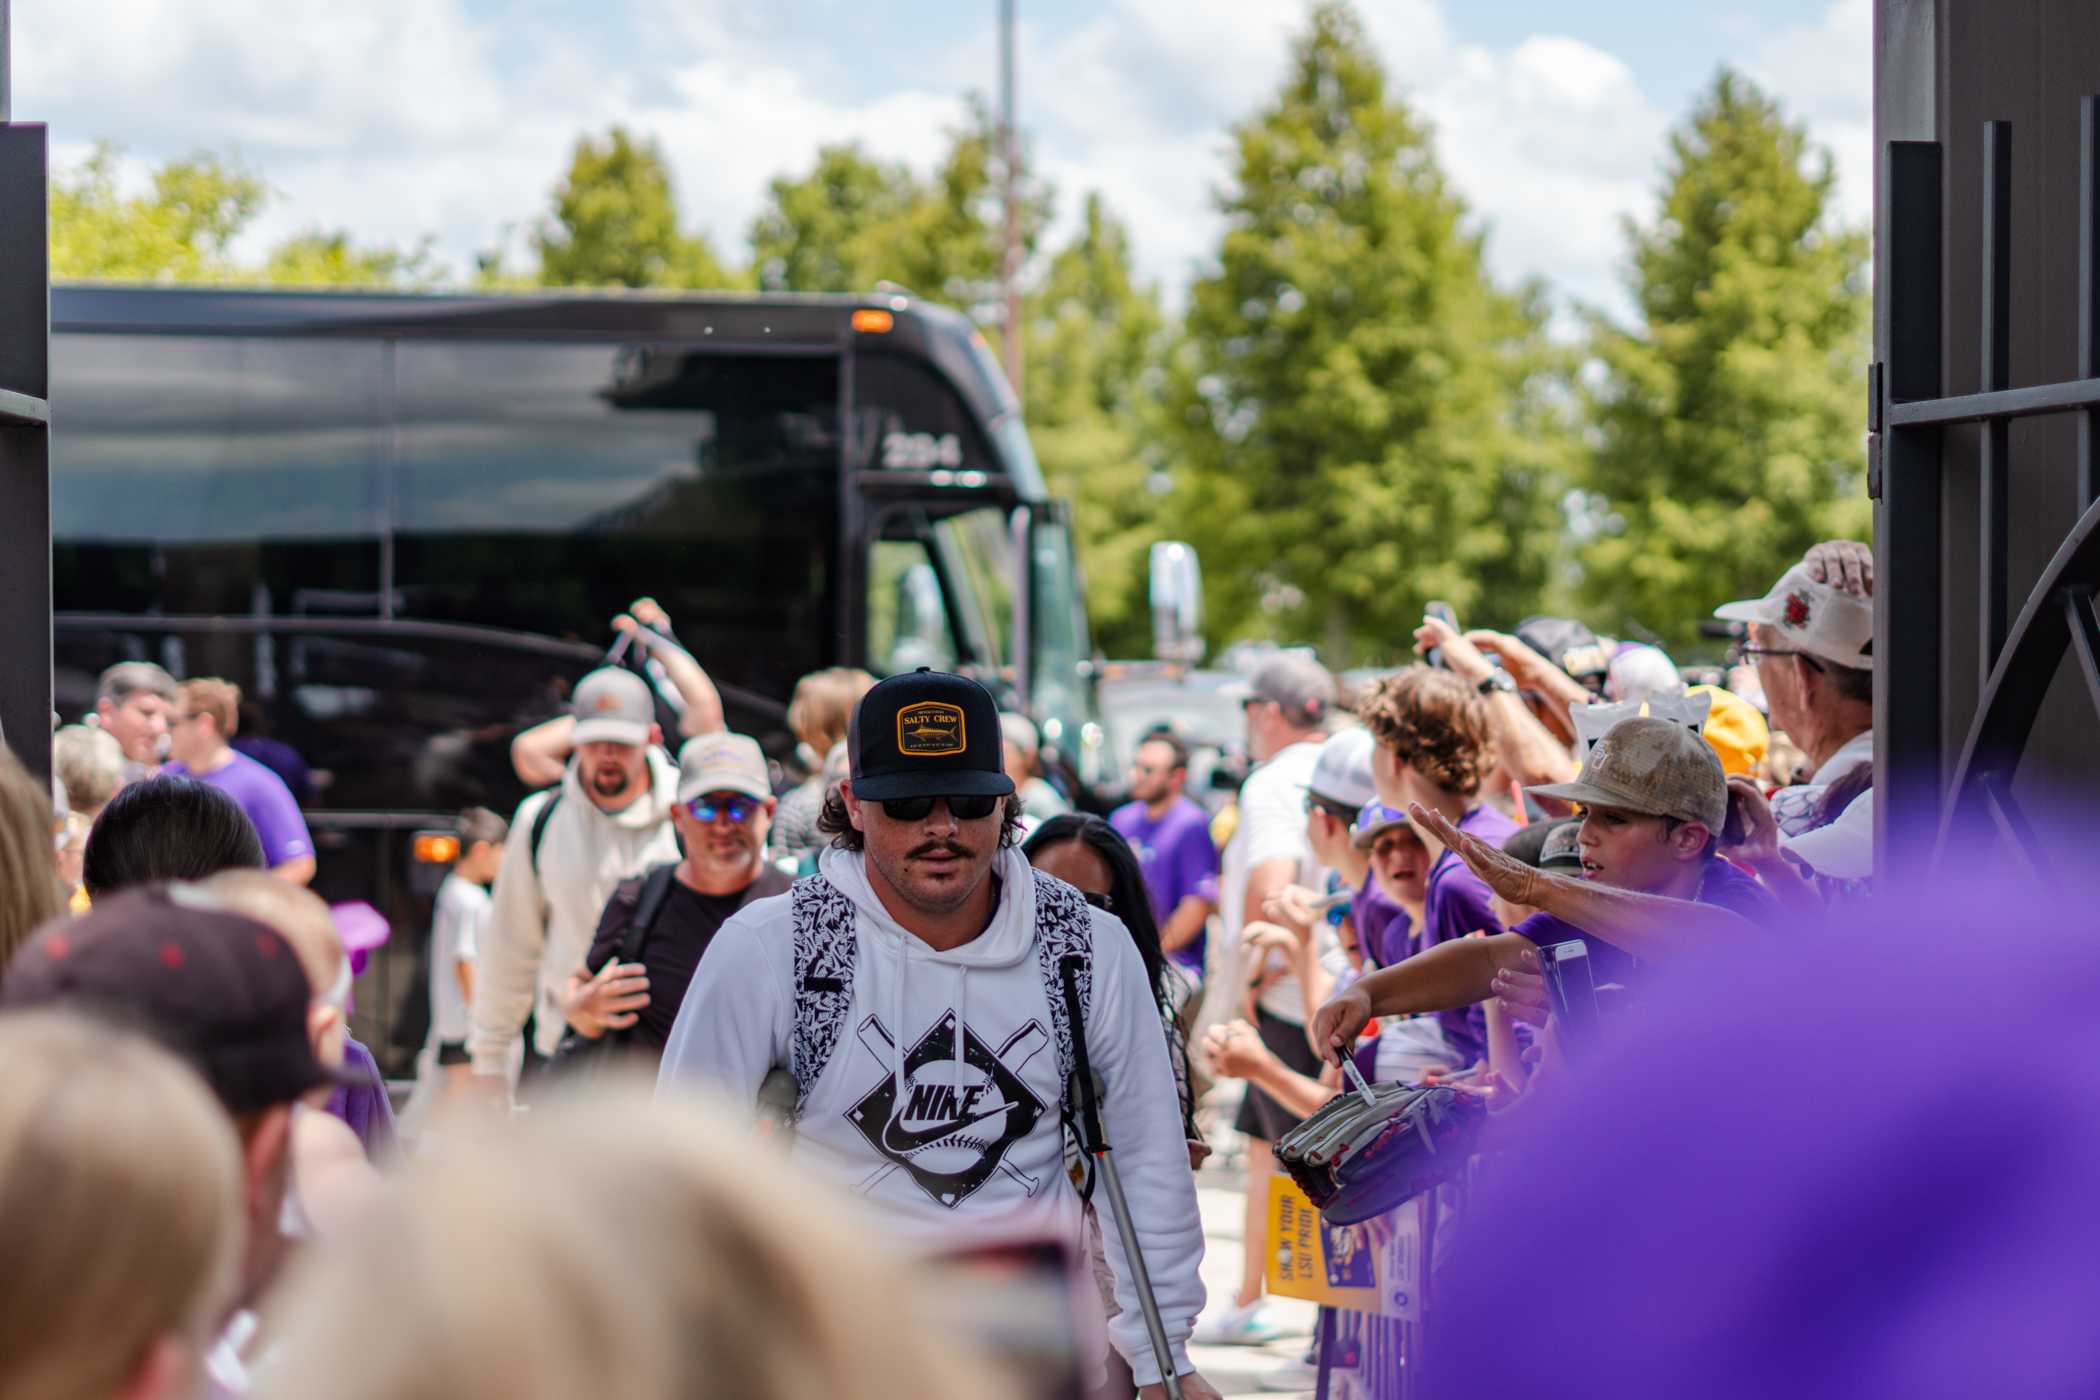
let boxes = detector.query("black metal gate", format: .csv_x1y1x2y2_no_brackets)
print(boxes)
1873,97,2100,878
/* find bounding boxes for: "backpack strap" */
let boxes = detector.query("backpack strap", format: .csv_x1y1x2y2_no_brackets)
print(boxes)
784,869,1095,1126
787,875,859,1121
527,789,564,877
1029,870,1095,1111
619,863,681,966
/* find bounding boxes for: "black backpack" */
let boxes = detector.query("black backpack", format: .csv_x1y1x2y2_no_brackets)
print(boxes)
546,862,680,1078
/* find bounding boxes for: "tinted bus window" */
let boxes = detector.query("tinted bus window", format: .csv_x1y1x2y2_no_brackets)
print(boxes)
393,343,841,702
852,350,999,475
50,335,386,615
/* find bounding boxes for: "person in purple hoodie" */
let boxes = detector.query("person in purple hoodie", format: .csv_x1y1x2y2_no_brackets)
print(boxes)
1352,666,1514,1067
1312,716,1777,1060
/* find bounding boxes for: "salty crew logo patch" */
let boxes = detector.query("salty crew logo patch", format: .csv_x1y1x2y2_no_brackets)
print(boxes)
896,702,966,756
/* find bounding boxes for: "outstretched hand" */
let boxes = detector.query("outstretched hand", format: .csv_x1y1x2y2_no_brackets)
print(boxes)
1804,540,1873,598
1406,802,1539,907
1720,774,1782,865
559,960,650,1039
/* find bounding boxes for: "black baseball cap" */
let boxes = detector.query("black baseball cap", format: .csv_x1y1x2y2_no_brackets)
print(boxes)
0,886,358,1116
847,669,1016,802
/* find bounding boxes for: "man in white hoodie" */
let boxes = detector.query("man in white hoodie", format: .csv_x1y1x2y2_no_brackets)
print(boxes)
470,667,681,1095
660,669,1217,1398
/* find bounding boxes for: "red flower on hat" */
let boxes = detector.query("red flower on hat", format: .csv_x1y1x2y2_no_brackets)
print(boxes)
1783,592,1811,629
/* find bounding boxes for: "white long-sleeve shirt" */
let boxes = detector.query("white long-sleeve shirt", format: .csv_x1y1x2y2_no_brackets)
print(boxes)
469,750,680,1071
658,845,1206,1386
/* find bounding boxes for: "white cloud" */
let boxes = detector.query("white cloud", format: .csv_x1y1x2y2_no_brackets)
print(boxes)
12,0,1869,325
1745,0,1874,227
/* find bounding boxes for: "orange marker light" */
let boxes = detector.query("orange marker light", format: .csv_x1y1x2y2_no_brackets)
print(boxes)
412,833,461,865
851,308,894,334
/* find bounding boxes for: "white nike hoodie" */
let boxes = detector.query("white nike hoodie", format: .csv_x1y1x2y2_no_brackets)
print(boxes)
659,844,1206,1385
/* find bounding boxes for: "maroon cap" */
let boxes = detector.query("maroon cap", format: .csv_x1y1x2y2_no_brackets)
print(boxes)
1,886,355,1116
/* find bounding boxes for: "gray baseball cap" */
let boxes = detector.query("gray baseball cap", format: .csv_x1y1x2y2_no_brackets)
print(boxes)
676,732,771,804
569,668,654,748
1245,654,1337,728
1528,716,1728,834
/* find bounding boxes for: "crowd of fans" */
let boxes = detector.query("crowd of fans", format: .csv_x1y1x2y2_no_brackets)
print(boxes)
0,540,1890,1399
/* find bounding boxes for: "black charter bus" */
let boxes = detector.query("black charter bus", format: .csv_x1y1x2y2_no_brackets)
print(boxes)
51,287,1102,1063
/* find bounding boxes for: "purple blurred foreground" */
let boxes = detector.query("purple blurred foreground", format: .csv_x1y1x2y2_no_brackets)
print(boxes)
1428,859,2100,1399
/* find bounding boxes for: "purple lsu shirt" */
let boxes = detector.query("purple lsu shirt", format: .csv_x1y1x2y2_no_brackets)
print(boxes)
1109,796,1220,975
1351,869,1412,970
1514,855,1779,986
1420,804,1520,1064
163,751,314,868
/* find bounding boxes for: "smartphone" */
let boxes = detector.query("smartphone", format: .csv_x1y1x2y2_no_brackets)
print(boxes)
1538,939,1601,1058
1424,600,1461,669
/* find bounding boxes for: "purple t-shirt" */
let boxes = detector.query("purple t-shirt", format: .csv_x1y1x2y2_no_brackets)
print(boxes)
327,1035,399,1165
1351,870,1412,970
1421,804,1520,1064
1110,796,1220,975
165,750,314,868
1514,856,1779,987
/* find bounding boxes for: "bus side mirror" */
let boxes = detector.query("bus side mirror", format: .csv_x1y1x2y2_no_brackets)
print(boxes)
1149,541,1205,665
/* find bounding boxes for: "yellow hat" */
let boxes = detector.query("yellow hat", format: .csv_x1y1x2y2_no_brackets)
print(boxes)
1688,684,1768,778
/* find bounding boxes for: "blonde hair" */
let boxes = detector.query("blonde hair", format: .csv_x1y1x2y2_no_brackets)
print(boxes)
197,870,344,993
51,726,124,818
788,667,877,756
179,678,242,737
260,1083,1014,1400
0,1012,242,1400
0,747,64,986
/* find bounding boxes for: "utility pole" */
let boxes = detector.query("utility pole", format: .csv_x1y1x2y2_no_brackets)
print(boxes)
999,0,1022,399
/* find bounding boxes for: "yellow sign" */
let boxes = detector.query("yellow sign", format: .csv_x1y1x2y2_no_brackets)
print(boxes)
1265,1176,1381,1312
1264,1176,1424,1320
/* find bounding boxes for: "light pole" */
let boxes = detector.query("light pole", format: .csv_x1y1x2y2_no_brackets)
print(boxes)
999,0,1022,399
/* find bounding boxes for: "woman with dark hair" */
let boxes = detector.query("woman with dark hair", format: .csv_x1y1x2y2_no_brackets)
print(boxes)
1022,814,1198,1138
82,776,266,899
1024,814,1204,1400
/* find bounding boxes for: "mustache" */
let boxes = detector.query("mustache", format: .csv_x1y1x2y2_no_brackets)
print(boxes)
906,839,973,861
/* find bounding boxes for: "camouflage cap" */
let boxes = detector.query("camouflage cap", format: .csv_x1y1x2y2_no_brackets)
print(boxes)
1529,715,1728,834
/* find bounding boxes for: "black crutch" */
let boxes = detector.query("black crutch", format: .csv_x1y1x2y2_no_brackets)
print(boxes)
1058,956,1184,1400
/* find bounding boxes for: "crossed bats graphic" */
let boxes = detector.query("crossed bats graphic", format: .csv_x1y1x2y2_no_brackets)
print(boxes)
855,1016,1048,1197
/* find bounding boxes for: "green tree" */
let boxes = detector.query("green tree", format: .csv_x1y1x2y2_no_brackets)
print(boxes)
750,143,916,292
1024,194,1172,657
1165,1,1573,663
1579,70,1870,648
533,127,735,288
260,230,439,287
51,144,265,281
746,101,1049,322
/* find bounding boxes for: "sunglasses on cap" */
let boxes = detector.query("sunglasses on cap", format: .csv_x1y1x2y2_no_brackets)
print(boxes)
684,794,761,825
878,794,1002,822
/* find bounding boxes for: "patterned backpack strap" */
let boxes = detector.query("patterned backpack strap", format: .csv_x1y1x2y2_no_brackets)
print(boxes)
1029,869,1096,1110
788,875,860,1122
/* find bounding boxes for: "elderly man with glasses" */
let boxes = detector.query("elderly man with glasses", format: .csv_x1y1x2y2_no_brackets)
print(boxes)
1714,541,1877,887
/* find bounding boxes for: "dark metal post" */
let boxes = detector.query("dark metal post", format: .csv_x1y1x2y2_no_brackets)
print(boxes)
1877,140,1945,878
1980,121,2013,677
0,0,54,786
999,0,1022,399
2080,96,2100,510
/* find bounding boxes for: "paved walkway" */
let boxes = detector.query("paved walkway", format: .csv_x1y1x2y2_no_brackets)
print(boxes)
1186,1163,1320,1399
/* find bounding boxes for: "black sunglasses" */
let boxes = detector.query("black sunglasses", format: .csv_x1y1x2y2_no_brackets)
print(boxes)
1081,889,1114,912
879,793,1001,822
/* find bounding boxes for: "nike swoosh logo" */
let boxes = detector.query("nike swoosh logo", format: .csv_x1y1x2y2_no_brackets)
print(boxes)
879,1101,1015,1156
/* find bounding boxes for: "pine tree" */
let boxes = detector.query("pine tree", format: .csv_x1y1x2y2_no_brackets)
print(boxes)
1166,1,1572,664
1580,69,1870,649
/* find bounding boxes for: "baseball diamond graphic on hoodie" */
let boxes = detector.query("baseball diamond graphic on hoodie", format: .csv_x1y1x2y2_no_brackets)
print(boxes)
845,1010,1050,1208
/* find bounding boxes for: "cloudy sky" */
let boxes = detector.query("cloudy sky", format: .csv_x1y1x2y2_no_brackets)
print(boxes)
14,0,1870,322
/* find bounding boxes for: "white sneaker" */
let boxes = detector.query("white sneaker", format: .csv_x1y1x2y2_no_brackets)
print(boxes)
1191,1298,1283,1346
1258,1357,1320,1392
